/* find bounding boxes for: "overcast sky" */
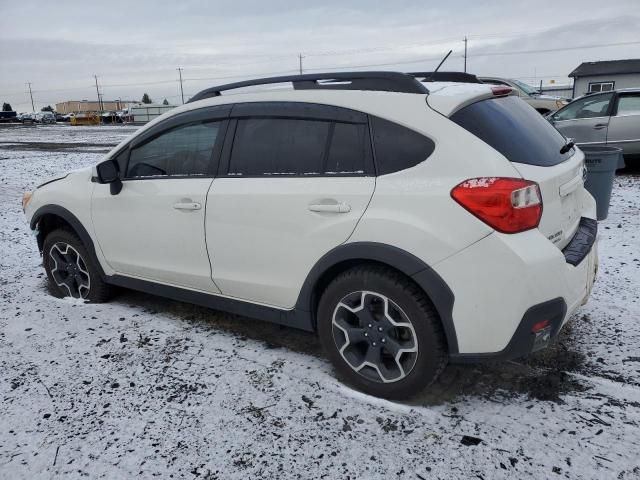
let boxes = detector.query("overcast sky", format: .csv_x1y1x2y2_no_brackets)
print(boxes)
1,0,639,111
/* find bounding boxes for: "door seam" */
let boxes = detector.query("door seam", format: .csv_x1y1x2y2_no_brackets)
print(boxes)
204,177,223,293
342,176,377,246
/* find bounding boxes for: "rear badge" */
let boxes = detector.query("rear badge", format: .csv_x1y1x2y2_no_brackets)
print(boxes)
548,230,562,244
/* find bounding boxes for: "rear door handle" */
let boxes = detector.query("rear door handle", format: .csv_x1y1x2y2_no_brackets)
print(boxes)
593,123,608,129
173,201,201,211
308,202,351,213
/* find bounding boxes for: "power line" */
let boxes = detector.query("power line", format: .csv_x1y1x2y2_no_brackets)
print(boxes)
182,69,297,83
468,40,640,57
2,39,638,102
100,79,179,88
306,54,452,71
304,39,640,72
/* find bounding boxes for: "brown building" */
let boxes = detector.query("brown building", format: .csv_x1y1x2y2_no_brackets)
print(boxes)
55,100,134,114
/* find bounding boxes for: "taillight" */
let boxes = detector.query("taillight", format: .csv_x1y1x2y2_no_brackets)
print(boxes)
451,177,542,234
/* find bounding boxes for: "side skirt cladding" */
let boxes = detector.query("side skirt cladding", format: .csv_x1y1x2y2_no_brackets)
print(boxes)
107,275,314,331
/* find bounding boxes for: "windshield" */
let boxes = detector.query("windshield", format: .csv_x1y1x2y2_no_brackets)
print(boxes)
511,79,539,96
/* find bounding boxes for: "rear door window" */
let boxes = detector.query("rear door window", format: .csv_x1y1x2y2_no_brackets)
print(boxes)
324,122,369,174
615,93,640,116
227,115,372,176
229,118,329,175
451,96,573,167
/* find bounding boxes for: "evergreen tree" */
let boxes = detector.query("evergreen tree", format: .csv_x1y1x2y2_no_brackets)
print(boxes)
141,93,152,104
2,102,12,112
162,98,169,105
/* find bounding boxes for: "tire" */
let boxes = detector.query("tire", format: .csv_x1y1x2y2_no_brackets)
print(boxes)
42,228,112,303
317,265,447,399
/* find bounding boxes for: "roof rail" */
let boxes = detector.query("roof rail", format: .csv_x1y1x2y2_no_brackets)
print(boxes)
187,71,429,103
410,71,482,83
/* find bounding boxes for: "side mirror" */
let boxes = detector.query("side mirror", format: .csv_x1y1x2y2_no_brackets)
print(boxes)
96,159,123,195
97,159,118,183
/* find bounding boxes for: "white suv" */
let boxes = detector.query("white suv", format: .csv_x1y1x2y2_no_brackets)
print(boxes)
23,72,598,399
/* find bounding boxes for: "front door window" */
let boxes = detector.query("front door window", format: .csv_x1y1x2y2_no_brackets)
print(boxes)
127,122,220,178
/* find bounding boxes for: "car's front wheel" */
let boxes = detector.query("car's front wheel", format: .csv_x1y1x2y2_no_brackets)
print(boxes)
42,229,112,302
318,265,447,399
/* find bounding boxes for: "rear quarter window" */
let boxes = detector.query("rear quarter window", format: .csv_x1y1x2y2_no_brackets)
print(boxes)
371,117,435,175
451,96,572,167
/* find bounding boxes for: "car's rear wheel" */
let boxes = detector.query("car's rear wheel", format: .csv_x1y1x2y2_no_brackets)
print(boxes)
318,265,447,399
42,229,112,303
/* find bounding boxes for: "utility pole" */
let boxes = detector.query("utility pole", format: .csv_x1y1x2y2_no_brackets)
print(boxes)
26,82,35,112
463,37,468,73
177,67,185,104
298,53,304,75
94,75,103,112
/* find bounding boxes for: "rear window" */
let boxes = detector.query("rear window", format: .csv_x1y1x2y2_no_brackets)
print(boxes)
451,96,573,166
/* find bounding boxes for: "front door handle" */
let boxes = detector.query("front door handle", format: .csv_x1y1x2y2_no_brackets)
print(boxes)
173,201,201,211
308,202,351,213
593,123,608,129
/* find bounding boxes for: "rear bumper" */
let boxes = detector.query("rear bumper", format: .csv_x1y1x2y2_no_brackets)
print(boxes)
434,217,598,358
449,297,567,363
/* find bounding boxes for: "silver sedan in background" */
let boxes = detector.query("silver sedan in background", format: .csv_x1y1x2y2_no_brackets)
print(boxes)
548,89,640,163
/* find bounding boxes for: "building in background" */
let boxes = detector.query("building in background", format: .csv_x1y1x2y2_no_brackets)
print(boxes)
569,59,640,98
55,100,134,114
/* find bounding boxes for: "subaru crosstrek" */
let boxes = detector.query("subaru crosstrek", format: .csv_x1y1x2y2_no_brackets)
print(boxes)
23,72,598,399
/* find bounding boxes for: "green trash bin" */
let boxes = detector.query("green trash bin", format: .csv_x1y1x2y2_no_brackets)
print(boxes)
579,145,621,221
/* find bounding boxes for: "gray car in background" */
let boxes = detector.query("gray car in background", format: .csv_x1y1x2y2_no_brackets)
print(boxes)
548,89,640,161
479,76,568,114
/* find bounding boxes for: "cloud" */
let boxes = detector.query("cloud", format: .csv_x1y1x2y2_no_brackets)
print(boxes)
1,0,638,110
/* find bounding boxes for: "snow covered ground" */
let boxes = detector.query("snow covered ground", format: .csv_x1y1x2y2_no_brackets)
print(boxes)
1,124,639,479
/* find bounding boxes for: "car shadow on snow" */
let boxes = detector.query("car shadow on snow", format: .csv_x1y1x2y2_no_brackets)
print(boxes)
53,278,591,406
412,323,588,406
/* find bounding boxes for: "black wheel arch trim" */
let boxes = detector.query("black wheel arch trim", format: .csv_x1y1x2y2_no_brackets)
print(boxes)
30,204,107,279
295,242,459,354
